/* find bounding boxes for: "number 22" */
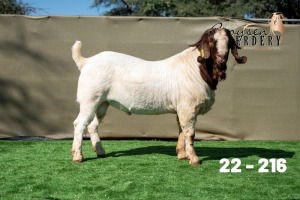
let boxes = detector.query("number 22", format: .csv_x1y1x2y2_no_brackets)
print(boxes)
220,158,242,173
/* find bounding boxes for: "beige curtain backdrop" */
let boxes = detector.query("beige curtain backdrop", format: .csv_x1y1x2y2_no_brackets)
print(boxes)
0,15,299,140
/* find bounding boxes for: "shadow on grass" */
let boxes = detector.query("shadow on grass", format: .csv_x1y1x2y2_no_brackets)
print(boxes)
85,145,295,163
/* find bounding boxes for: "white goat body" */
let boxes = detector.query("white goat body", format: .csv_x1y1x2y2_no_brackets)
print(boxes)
73,41,214,116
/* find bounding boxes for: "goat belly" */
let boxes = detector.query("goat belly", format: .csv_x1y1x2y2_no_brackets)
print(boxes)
106,82,176,115
107,99,175,115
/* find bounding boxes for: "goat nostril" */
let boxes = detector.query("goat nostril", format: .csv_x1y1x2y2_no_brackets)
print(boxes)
217,56,226,63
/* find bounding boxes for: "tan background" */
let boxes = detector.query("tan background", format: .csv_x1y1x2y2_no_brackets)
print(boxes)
0,15,299,140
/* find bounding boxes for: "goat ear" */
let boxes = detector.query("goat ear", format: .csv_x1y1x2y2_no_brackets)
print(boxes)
234,54,247,64
226,29,247,64
231,44,247,64
201,39,211,59
190,30,211,62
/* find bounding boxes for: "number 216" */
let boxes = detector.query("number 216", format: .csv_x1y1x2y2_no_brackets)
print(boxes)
219,158,287,173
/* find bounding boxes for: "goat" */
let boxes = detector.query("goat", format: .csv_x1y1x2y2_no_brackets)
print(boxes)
71,28,247,165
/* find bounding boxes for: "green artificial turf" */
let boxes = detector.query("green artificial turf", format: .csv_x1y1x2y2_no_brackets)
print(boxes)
0,140,299,200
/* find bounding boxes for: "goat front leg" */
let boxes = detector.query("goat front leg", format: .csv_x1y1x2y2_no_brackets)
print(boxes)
184,126,199,165
176,132,187,160
177,109,200,166
176,115,187,160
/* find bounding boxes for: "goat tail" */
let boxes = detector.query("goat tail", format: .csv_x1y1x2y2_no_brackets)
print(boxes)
72,40,87,71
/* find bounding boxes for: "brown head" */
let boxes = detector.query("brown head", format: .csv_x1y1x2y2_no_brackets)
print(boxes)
190,28,247,90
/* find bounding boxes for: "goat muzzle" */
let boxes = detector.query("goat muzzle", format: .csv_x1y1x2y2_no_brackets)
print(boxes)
215,63,227,81
216,57,227,65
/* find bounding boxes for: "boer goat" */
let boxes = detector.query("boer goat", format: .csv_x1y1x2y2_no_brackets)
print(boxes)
71,28,247,165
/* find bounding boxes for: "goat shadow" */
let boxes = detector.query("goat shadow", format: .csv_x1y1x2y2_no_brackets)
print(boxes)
85,144,295,162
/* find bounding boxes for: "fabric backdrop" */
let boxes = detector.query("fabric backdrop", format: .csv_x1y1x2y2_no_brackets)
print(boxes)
0,15,299,140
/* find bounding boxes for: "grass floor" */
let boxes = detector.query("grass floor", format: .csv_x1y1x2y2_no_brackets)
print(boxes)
0,140,299,200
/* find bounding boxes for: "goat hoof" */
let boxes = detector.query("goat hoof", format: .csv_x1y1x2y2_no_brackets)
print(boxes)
177,151,187,160
97,153,106,158
95,143,106,158
189,156,200,166
72,152,83,163
73,159,83,163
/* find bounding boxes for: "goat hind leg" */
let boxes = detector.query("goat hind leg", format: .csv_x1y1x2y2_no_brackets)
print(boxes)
87,116,105,157
72,102,97,162
87,103,108,158
72,115,80,158
72,115,86,163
